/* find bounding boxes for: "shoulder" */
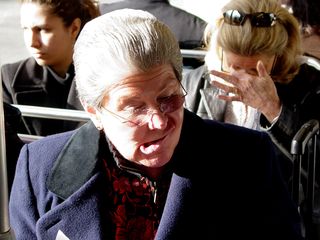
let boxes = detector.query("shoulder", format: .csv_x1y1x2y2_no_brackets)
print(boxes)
183,65,207,79
26,130,75,150
182,65,214,112
1,58,46,88
1,57,35,73
99,1,145,13
21,130,75,169
280,57,320,97
13,130,76,196
297,57,320,90
181,110,273,157
176,110,279,199
1,58,38,80
149,1,207,29
182,65,207,88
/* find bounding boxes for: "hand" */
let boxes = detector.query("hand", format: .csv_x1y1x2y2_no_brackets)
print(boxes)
210,61,281,122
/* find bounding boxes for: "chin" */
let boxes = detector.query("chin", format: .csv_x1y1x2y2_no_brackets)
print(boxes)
139,153,172,168
34,58,48,66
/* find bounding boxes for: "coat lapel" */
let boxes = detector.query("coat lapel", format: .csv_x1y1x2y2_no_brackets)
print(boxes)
38,173,105,239
47,121,101,199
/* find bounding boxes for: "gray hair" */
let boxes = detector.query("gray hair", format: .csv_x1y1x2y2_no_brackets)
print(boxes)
74,9,182,108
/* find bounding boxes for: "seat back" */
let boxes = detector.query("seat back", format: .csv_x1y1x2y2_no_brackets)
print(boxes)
291,119,320,240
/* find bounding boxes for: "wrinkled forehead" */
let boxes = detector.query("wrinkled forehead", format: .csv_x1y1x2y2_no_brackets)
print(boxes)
101,64,179,105
106,64,178,93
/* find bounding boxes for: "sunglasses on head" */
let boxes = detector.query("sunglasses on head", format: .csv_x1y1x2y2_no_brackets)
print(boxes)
223,10,277,27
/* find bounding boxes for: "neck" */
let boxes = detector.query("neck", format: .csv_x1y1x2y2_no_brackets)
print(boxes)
139,164,168,180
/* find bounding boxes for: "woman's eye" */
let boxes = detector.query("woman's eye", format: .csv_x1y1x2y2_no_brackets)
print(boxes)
123,105,146,115
247,69,258,76
158,95,172,104
159,92,178,103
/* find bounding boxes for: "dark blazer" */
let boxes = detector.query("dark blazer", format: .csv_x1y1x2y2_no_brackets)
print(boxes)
1,57,84,136
3,102,24,192
99,0,207,68
9,110,303,239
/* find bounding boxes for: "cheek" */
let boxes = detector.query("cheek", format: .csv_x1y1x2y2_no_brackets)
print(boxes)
102,109,184,162
172,110,184,141
103,123,139,159
165,109,184,148
173,108,184,127
39,34,55,48
46,32,68,49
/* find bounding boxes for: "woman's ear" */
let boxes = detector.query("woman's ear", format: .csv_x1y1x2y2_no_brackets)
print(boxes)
81,100,104,130
70,17,82,40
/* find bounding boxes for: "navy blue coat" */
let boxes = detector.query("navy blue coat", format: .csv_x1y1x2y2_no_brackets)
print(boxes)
9,110,303,239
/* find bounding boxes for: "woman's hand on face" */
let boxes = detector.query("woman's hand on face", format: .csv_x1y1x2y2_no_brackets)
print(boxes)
210,61,281,122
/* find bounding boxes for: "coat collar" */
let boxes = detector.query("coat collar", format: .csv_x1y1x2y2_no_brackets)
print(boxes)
11,58,82,110
47,110,203,200
47,121,101,199
11,58,75,89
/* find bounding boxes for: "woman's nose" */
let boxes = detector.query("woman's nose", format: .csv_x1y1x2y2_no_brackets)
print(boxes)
148,112,168,130
24,29,41,48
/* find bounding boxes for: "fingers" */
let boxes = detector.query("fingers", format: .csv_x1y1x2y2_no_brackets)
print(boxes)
211,80,237,94
218,93,242,102
210,69,238,85
211,80,241,101
210,69,244,102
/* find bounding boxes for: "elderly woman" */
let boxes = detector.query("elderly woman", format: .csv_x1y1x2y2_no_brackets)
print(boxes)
9,9,303,239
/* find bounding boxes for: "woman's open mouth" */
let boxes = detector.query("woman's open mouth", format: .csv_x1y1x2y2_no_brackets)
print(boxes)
140,136,166,154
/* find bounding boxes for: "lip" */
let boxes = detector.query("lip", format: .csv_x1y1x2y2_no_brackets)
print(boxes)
32,52,45,58
139,116,177,155
139,134,168,155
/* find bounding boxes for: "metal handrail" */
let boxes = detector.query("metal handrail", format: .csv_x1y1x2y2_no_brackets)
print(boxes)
0,99,9,235
0,75,15,239
12,105,88,142
180,49,206,59
12,104,90,122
